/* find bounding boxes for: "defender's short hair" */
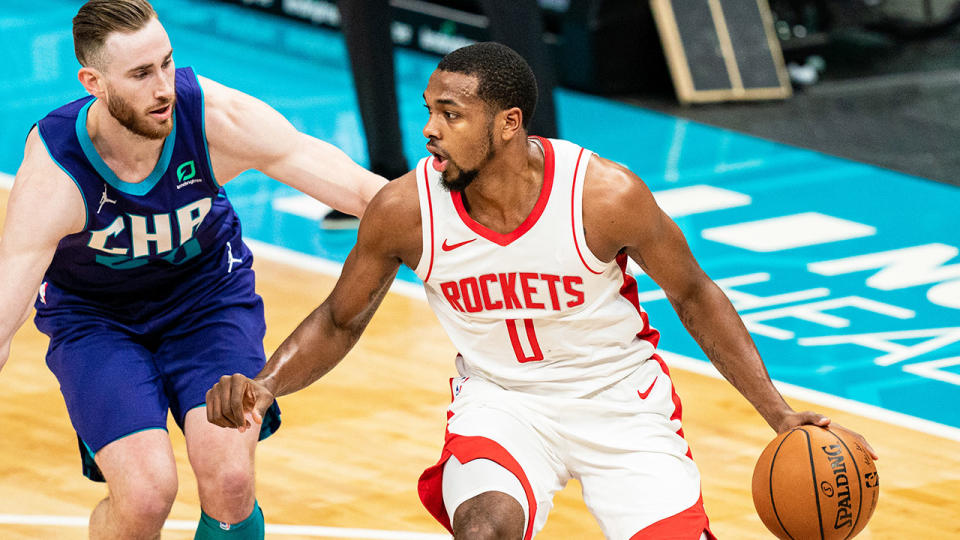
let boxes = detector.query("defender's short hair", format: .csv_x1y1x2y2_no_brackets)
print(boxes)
437,42,538,129
73,0,157,68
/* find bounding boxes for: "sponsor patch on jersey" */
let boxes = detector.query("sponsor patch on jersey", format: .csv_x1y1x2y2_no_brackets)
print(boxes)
176,160,204,189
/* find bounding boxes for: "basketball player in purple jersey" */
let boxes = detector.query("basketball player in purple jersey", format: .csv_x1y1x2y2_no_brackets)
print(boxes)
207,43,877,539
0,1,386,538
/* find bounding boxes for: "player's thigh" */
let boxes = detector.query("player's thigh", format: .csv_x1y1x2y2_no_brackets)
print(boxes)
573,365,709,539
579,449,708,539
182,407,260,520
42,318,169,454
182,406,258,481
444,377,569,536
154,287,267,429
443,455,527,537
94,429,179,509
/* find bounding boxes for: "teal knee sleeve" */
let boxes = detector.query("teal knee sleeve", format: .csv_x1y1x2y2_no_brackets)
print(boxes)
194,501,264,539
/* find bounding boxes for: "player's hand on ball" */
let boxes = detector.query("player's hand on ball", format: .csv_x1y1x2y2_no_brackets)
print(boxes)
753,424,880,539
774,410,878,460
206,373,275,432
828,422,879,460
773,409,831,434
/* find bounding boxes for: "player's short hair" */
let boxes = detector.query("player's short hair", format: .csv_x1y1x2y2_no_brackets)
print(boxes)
73,0,157,68
437,42,538,129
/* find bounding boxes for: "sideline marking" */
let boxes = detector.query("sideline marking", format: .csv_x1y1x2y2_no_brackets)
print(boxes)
2,182,957,539
0,514,449,539
658,351,960,443
246,240,960,444
0,189,443,539
247,239,427,301
272,194,331,221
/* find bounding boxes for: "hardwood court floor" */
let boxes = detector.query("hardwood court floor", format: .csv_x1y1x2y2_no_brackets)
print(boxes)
0,187,958,539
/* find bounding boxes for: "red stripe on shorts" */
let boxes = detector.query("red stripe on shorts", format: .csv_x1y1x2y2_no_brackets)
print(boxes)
629,494,715,540
418,433,538,540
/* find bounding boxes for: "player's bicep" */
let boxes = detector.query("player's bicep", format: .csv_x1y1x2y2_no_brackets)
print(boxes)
4,130,85,254
324,241,400,334
323,188,414,333
626,207,708,302
0,131,84,327
593,162,708,302
199,76,299,181
200,76,387,214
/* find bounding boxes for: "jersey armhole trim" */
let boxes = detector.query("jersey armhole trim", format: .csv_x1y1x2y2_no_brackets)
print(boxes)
36,125,89,231
413,157,436,282
571,149,604,274
192,69,221,189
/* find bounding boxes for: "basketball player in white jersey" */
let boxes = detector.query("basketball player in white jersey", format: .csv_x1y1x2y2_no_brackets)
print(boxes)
206,42,876,539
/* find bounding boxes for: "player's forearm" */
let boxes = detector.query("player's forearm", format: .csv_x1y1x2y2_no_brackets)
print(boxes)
0,262,46,373
668,280,792,429
0,341,10,373
0,306,31,375
292,136,388,217
255,303,362,398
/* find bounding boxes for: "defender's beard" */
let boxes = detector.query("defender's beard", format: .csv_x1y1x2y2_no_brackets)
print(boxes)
106,91,175,140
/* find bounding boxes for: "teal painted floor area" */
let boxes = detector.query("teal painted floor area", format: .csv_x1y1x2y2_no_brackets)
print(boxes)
2,0,958,428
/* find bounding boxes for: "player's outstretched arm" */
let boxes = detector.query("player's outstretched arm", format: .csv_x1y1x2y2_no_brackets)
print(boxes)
198,75,389,217
206,172,422,430
0,129,85,370
581,155,877,457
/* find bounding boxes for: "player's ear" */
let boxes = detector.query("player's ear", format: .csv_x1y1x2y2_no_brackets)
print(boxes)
78,67,106,99
498,106,524,142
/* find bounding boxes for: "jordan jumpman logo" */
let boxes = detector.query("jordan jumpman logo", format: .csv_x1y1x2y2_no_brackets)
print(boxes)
225,241,243,273
97,184,117,214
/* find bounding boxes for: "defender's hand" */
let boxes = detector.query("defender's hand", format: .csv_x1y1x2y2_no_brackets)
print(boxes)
205,373,275,432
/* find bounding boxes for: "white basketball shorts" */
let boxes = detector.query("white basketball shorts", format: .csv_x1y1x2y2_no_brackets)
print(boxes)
418,354,716,539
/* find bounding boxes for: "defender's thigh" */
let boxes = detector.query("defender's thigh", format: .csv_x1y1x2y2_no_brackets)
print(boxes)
94,429,179,514
42,319,169,455
183,407,260,521
154,269,268,429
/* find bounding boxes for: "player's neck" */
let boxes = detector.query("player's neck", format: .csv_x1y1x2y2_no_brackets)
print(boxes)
85,100,166,183
462,138,545,233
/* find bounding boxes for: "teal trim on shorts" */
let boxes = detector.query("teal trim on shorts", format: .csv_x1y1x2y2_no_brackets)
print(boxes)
79,427,168,482
84,427,168,458
187,401,281,442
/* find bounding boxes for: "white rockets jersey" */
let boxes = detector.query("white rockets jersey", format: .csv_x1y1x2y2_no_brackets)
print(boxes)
413,137,660,397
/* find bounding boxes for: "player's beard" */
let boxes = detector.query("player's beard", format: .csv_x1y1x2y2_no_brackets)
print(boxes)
440,127,495,193
106,90,175,140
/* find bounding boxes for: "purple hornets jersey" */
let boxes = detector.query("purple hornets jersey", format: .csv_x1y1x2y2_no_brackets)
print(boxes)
34,67,251,311
30,69,280,474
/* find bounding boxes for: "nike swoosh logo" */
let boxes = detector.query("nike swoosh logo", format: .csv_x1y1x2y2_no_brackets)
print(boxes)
441,238,477,251
637,376,658,400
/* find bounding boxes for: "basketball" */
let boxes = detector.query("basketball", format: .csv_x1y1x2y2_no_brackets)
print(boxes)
752,425,879,540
